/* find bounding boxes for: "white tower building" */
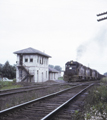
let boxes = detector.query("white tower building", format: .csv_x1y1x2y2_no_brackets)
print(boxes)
14,47,51,82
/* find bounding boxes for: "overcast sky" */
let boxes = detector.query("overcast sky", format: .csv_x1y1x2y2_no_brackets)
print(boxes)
0,0,107,74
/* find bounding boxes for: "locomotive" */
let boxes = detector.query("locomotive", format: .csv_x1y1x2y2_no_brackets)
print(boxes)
64,60,102,82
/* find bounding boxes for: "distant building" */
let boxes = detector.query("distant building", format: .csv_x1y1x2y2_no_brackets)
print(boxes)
49,67,61,80
14,47,51,82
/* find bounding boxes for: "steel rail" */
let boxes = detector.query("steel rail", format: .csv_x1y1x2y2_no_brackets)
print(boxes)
0,83,60,93
0,84,43,94
0,83,87,114
0,86,51,96
0,84,42,92
41,83,94,120
0,83,62,97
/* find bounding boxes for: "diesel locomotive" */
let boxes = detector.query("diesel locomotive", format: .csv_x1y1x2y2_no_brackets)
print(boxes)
64,60,102,82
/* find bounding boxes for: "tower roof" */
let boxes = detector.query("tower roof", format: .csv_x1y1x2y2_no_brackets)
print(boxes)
14,47,51,58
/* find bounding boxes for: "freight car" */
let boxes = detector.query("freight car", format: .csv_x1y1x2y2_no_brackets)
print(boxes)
64,60,102,82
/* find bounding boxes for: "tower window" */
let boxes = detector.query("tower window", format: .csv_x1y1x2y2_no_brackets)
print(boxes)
25,58,28,62
30,58,33,62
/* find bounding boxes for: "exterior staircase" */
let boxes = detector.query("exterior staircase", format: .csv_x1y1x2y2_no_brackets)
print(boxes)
18,65,33,82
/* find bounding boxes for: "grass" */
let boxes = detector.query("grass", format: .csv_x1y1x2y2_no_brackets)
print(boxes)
0,80,22,90
0,84,22,90
58,77,63,80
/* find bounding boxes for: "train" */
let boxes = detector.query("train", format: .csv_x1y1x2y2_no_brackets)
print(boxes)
64,60,103,82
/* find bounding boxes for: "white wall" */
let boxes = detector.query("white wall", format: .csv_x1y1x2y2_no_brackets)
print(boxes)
16,67,20,82
16,54,49,82
34,68,48,82
49,72,59,80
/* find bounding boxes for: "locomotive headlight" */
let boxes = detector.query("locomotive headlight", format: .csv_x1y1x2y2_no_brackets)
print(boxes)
69,67,72,69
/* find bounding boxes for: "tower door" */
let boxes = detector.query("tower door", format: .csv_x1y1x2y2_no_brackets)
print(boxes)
42,72,43,82
37,70,39,82
20,55,23,65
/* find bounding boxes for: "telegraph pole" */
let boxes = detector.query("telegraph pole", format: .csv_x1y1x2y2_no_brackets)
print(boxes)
97,11,107,22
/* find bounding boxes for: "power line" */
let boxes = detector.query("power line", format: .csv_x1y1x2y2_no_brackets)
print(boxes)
97,11,107,22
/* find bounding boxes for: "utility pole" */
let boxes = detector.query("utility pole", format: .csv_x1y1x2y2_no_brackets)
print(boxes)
97,11,107,22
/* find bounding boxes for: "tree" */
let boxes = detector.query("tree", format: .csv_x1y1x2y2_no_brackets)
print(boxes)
49,65,62,72
49,65,54,68
11,64,16,78
54,65,62,72
0,64,2,71
2,61,11,78
104,72,107,76
0,64,2,67
0,64,3,77
2,61,16,79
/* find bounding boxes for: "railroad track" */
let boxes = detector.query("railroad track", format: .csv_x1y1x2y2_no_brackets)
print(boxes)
0,82,75,98
0,80,98,96
0,82,94,120
0,83,60,95
0,82,73,110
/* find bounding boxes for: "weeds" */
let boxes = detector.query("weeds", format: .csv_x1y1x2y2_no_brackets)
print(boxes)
85,113,91,119
84,78,107,120
71,110,84,120
71,78,107,120
0,80,22,90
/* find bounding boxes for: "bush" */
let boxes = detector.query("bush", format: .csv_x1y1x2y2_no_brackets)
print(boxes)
100,77,107,83
84,83,107,120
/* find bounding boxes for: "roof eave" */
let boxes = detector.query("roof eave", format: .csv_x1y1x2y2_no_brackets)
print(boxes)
13,52,51,58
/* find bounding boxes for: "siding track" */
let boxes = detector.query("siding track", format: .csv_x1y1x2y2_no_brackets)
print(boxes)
0,83,60,96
